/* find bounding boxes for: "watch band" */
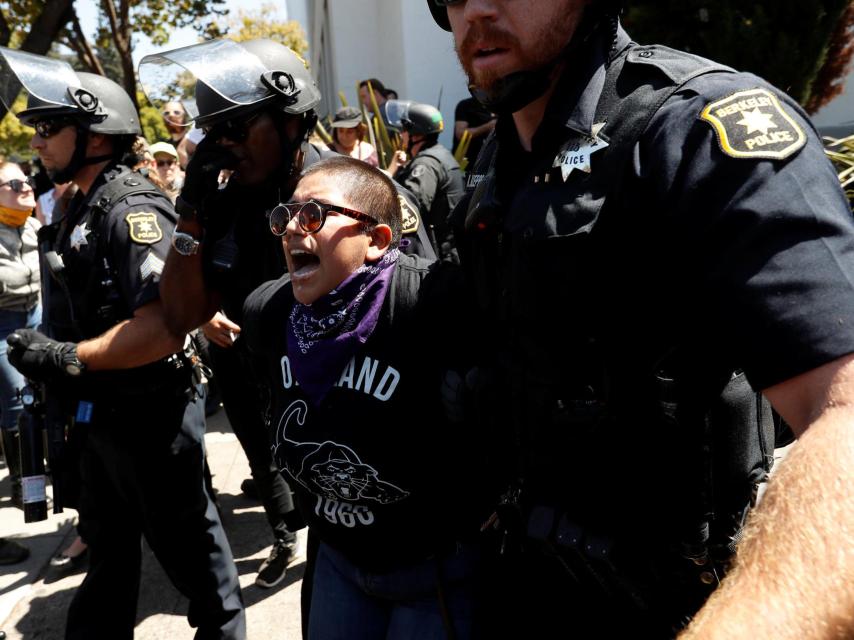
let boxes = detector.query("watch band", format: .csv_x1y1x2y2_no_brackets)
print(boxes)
62,344,86,377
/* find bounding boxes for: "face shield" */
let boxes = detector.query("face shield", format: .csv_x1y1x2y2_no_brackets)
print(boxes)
382,100,414,130
0,47,88,122
138,39,272,128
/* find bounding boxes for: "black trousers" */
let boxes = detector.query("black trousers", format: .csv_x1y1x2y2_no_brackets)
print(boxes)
67,388,245,640
208,341,302,538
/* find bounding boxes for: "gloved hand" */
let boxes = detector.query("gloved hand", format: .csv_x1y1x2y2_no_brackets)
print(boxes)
176,136,236,221
7,329,79,382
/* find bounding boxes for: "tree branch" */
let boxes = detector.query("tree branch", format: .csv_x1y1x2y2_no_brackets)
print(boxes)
70,9,106,76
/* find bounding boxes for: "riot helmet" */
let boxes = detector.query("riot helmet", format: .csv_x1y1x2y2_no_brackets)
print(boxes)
426,0,624,115
139,38,321,130
384,100,444,137
0,47,140,182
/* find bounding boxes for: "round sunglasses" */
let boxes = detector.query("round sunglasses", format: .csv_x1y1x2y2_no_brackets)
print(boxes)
0,178,35,193
269,200,378,235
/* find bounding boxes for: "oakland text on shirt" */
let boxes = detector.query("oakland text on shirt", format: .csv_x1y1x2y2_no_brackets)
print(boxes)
279,354,401,401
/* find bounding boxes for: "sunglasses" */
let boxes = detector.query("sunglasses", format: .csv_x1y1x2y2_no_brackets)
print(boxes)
433,0,464,5
0,178,34,193
156,158,176,167
269,200,378,236
32,118,76,139
202,110,263,143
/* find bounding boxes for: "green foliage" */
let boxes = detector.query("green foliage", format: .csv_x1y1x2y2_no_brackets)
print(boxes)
623,0,853,111
825,135,854,208
0,94,34,161
224,3,308,56
138,91,169,143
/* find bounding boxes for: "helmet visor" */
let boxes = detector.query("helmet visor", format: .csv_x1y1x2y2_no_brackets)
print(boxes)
382,100,413,129
0,47,83,113
138,39,271,126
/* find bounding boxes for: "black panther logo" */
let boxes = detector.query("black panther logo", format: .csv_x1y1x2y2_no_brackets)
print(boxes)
274,400,409,505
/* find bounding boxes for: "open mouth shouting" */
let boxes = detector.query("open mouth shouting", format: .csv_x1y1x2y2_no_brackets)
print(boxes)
288,247,321,280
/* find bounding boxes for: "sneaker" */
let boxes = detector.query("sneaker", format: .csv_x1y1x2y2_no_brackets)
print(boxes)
255,538,296,588
0,538,29,565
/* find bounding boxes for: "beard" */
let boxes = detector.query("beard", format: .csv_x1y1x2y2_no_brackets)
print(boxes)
455,10,582,100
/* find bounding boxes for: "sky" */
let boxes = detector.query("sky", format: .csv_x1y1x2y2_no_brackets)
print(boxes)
75,0,289,65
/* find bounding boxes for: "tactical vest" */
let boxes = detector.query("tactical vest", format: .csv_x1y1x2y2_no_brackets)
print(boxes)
40,167,172,343
461,43,777,625
409,145,465,259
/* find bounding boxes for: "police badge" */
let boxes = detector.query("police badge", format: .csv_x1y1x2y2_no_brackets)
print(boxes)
700,88,807,160
126,212,163,244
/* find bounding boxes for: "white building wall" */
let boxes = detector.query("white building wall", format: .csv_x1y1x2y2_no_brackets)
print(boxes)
288,0,470,148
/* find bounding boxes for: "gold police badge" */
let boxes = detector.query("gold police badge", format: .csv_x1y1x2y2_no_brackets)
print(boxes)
699,88,806,160
126,212,163,244
399,195,420,234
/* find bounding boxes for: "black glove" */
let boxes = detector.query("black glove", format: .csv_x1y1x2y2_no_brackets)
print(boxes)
7,329,80,382
176,136,237,222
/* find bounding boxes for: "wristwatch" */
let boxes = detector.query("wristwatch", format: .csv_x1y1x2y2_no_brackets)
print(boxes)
62,345,86,377
171,230,202,256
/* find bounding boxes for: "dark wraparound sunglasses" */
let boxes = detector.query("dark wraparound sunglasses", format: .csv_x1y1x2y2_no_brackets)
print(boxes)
0,178,35,193
269,200,378,235
32,118,76,139
202,110,263,143
433,0,464,5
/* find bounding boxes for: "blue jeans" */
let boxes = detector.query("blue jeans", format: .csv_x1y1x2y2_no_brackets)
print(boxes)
308,541,478,640
0,304,42,433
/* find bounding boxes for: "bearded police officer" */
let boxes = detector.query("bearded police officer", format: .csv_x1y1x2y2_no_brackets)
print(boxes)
386,100,464,260
428,1,854,638
0,49,245,638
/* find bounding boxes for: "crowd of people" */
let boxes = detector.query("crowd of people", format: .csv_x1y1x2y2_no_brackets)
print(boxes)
0,1,852,639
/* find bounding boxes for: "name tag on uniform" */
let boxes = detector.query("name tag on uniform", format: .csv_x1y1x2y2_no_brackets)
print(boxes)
76,401,94,424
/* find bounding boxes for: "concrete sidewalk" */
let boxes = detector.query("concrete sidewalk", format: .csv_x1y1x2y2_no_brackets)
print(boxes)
0,409,306,639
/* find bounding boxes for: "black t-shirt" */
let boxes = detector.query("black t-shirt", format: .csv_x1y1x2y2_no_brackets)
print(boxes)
243,254,487,570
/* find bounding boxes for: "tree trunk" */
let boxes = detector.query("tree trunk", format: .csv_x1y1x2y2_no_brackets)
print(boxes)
101,0,138,109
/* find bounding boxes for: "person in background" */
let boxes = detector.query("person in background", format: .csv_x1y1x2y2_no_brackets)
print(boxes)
452,96,495,170
150,141,185,202
0,161,40,566
327,106,379,167
159,100,191,169
35,180,74,226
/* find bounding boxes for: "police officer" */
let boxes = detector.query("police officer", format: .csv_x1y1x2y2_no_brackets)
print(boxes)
0,48,245,638
429,1,854,638
387,100,464,261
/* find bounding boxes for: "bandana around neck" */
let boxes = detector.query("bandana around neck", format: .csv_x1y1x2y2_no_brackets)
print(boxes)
0,206,31,228
288,248,400,406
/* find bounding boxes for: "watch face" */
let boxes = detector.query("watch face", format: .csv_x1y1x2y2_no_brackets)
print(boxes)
172,232,200,255
65,363,82,376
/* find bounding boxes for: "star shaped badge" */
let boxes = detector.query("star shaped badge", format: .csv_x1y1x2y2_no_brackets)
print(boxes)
736,108,777,136
553,123,609,181
69,222,91,251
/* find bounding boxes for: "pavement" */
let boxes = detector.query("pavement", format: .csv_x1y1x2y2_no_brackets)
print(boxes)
0,406,306,639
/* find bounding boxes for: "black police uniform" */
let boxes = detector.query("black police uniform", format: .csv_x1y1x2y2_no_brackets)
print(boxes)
43,164,245,639
454,25,854,637
395,142,464,260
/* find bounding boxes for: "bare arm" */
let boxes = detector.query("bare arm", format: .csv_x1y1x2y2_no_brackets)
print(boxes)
454,119,469,141
76,299,185,370
681,355,854,639
159,217,221,335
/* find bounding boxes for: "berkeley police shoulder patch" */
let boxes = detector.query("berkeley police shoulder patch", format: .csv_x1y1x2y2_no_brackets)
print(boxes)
399,195,419,234
125,212,163,244
699,88,806,160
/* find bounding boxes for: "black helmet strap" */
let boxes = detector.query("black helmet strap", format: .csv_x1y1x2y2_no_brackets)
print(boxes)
48,124,115,183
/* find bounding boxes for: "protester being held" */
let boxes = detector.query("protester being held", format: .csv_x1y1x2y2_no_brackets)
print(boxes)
387,101,464,261
159,100,191,169
150,141,184,202
0,49,245,638
327,106,379,167
146,37,435,605
243,156,486,639
452,96,495,169
0,162,40,515
428,0,854,637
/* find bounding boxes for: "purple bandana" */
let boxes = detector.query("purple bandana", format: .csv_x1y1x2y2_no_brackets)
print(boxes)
288,249,400,406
